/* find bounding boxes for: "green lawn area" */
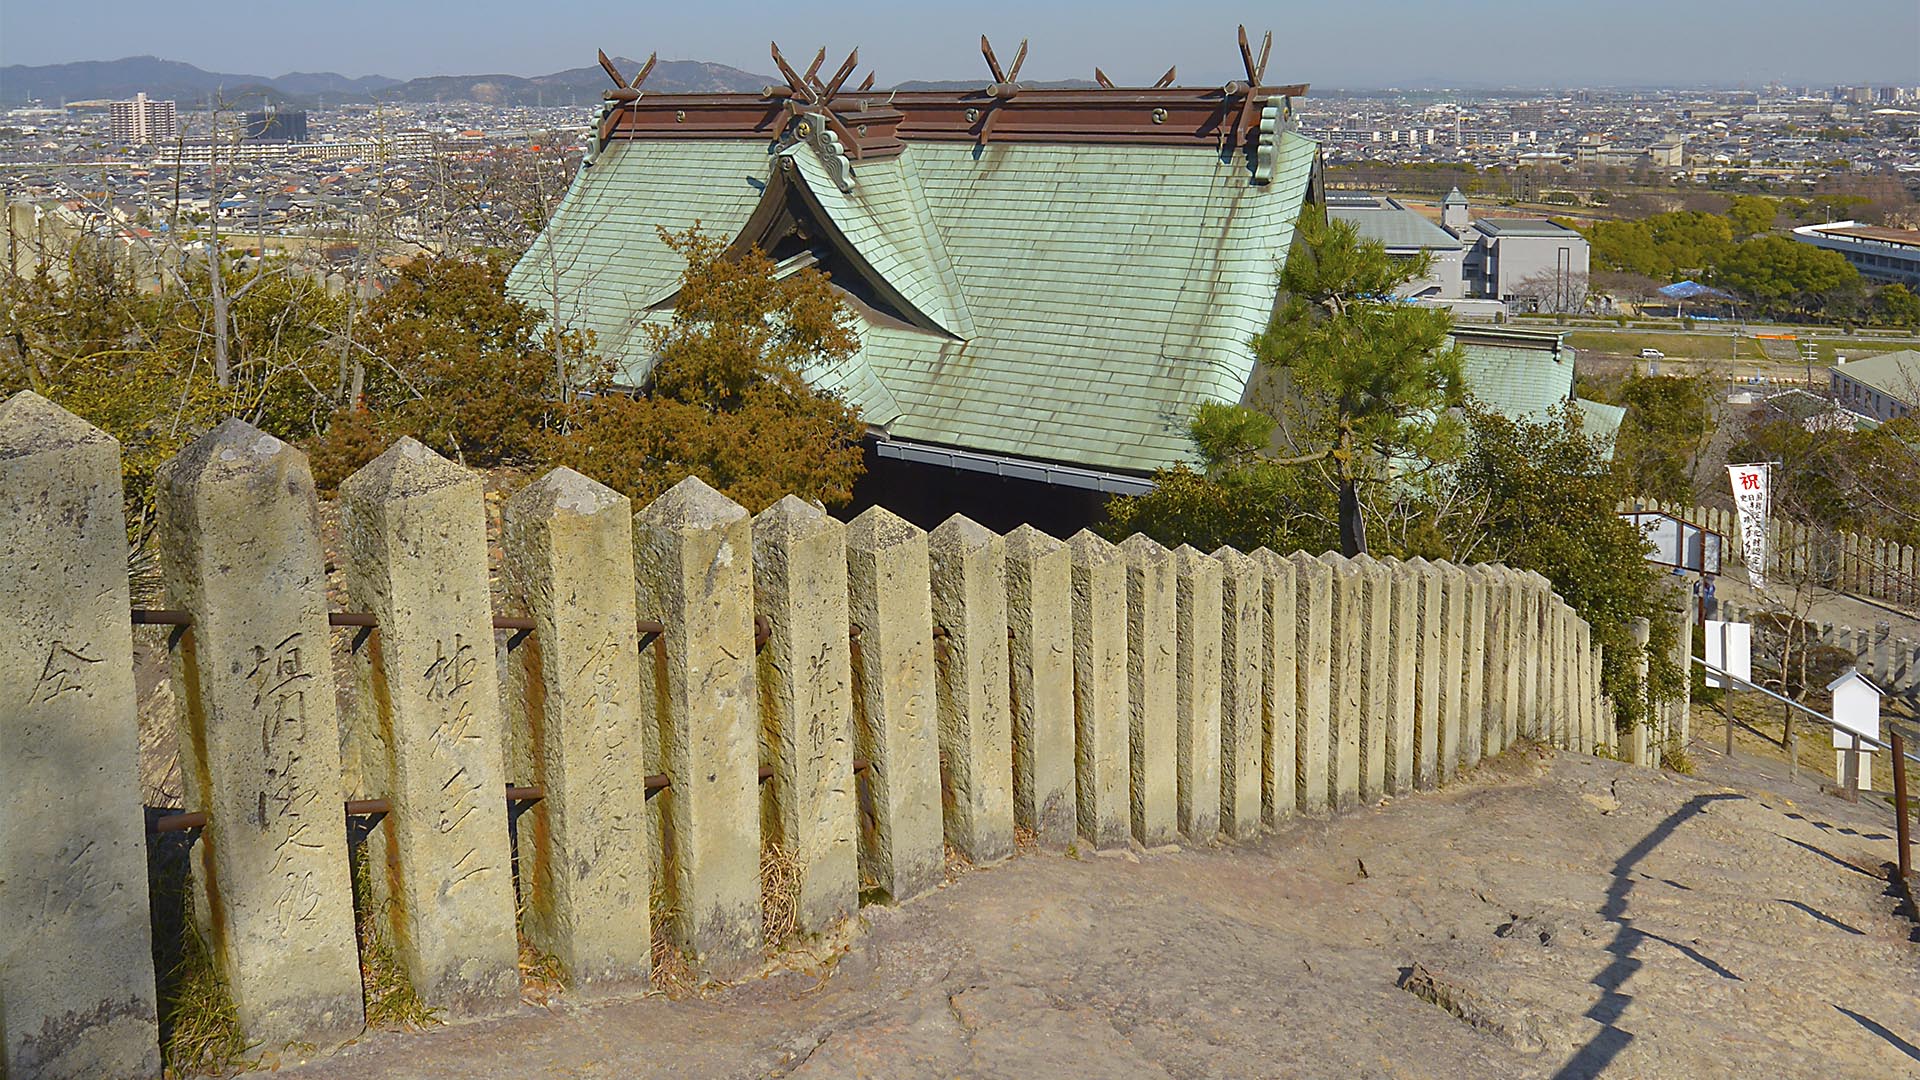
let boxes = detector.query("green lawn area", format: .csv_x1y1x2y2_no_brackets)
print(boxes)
1565,330,1765,363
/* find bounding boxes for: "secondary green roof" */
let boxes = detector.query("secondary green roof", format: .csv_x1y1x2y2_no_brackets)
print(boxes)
1328,202,1463,251
509,125,1321,474
1452,326,1574,418
1473,218,1581,239
1833,349,1920,404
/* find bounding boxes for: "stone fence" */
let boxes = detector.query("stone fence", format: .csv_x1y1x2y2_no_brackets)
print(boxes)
3,393,1621,1079
1624,498,1920,610
1717,600,1920,698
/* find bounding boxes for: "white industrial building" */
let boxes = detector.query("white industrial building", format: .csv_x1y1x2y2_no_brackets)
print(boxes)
1327,187,1590,311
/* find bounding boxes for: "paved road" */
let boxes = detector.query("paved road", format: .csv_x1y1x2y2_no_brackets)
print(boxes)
284,747,1920,1079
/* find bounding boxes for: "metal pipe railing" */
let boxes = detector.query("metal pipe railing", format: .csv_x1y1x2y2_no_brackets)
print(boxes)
1694,654,1915,879
1691,655,1914,760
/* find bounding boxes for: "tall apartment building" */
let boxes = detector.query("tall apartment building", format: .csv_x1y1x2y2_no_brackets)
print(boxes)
110,93,177,145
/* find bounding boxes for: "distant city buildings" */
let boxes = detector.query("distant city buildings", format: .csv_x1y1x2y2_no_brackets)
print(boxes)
1791,221,1920,289
152,128,437,166
109,93,176,145
245,109,309,143
1328,188,1590,310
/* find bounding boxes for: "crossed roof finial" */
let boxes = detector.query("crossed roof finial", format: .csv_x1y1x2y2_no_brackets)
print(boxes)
768,42,869,160
597,49,657,101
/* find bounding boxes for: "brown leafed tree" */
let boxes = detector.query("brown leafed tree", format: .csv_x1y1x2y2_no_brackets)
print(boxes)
548,226,867,510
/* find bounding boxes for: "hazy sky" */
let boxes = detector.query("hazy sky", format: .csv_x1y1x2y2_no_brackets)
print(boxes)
3,1,1917,88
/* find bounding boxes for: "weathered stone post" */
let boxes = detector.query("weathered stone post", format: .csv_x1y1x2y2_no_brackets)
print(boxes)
1379,558,1419,795
1458,565,1491,770
1532,584,1553,743
1,392,160,1079
1119,535,1179,847
1350,556,1391,802
1630,617,1652,767
1216,547,1265,837
1436,564,1459,780
1536,589,1557,745
1406,558,1445,790
929,515,1016,864
634,477,762,975
155,419,362,1052
1540,577,1564,745
1558,605,1579,751
1323,553,1365,811
501,467,650,995
1004,525,1076,849
1670,584,1694,748
341,439,519,1016
1067,530,1131,849
1519,574,1548,741
1491,567,1524,756
752,497,858,936
1252,549,1296,824
1575,617,1595,755
1509,571,1533,749
845,507,944,902
1171,545,1223,840
1291,552,1335,814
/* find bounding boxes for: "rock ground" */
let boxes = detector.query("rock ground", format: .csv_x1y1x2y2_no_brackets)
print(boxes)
272,743,1920,1079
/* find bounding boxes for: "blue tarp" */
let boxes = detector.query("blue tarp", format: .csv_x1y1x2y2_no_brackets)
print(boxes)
1658,280,1735,301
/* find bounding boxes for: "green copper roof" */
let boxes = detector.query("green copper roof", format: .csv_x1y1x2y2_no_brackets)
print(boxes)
1833,349,1920,403
1329,203,1463,251
1452,327,1574,418
1473,218,1581,238
509,128,1321,474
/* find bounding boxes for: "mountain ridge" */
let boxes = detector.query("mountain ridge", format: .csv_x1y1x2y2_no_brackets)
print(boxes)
0,54,774,107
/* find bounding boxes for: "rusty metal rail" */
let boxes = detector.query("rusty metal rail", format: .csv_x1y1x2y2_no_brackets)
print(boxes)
134,608,768,646
150,763,872,834
150,785,548,835
133,610,967,649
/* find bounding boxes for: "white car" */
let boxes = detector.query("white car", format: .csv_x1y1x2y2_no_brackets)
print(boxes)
1639,348,1665,359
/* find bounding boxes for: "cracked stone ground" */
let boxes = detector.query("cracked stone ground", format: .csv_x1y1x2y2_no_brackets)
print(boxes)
283,745,1920,1079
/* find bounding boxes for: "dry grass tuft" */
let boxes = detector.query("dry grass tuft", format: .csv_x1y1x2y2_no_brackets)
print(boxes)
648,881,696,999
517,937,568,1009
1661,742,1698,776
943,842,974,882
351,845,440,1031
760,841,803,947
1013,825,1039,853
159,914,256,1077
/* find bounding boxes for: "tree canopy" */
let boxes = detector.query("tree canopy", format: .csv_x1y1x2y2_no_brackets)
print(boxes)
1710,236,1861,319
544,226,867,511
1605,375,1718,504
1253,212,1465,554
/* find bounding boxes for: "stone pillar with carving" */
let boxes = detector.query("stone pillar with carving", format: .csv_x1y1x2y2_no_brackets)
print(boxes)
1068,530,1131,850
1171,545,1224,841
1,392,160,1079
502,467,650,996
341,438,519,1016
929,515,1015,864
634,477,763,976
1291,552,1335,814
752,496,858,936
156,419,362,1054
1217,546,1265,837
1253,549,1297,825
846,507,944,901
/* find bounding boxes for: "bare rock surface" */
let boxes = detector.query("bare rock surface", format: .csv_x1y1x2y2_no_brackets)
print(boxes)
284,745,1920,1079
